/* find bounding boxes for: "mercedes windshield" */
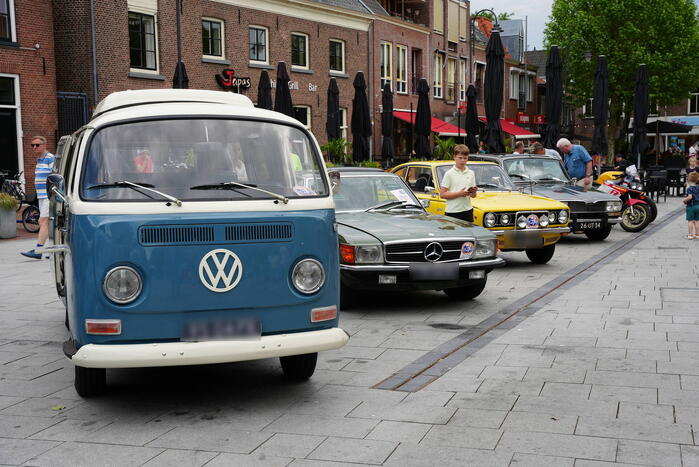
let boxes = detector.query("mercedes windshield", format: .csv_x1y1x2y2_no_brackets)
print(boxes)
503,157,571,184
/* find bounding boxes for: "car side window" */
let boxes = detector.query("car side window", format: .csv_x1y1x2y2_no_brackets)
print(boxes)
406,166,433,192
393,167,406,180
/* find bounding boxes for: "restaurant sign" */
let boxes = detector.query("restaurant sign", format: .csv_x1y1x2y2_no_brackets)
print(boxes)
533,114,545,124
215,69,252,90
516,113,530,124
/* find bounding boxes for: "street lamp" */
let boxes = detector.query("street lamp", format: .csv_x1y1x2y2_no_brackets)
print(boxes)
469,9,501,84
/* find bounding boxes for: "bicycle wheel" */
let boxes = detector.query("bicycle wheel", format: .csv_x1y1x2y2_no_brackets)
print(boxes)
22,205,40,233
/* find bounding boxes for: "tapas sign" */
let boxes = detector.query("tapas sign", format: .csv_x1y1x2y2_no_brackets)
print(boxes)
516,113,530,124
215,69,251,90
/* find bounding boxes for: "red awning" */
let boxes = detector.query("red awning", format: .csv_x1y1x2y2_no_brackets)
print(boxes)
393,111,465,137
478,117,540,139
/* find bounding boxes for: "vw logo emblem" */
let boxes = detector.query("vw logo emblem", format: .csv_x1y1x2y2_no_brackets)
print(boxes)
198,249,243,293
424,242,444,262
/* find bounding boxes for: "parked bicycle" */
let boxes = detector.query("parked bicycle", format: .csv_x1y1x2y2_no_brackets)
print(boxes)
0,171,25,211
0,171,40,232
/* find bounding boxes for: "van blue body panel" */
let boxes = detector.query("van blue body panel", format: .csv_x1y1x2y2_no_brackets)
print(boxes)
66,209,339,347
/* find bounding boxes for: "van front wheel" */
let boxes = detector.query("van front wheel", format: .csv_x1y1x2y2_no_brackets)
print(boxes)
75,366,106,397
280,353,317,381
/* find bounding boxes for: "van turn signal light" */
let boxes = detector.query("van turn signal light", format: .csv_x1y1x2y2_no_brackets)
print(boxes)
85,319,122,335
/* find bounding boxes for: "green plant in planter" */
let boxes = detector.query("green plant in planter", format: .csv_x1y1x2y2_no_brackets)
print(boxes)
433,135,455,159
359,161,382,168
320,138,352,165
0,192,19,211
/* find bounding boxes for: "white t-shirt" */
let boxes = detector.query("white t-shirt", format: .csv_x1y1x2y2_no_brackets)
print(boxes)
441,165,477,213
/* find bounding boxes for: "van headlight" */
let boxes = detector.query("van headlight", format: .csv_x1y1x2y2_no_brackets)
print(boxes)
292,259,325,294
355,245,383,263
473,239,496,259
103,266,142,304
558,210,569,223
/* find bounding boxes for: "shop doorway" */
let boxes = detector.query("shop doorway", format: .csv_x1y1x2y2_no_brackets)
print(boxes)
0,108,18,175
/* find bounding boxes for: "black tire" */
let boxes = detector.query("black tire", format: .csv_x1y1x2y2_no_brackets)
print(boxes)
620,204,651,232
584,224,612,241
74,366,106,397
443,279,487,300
525,244,556,264
280,353,317,380
645,198,658,223
21,205,40,233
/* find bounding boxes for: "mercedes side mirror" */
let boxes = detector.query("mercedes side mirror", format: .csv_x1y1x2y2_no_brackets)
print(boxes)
46,174,68,206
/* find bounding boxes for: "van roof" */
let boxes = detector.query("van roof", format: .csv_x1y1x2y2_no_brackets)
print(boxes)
92,89,254,118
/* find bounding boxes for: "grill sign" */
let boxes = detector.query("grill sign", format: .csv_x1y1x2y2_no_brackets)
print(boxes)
215,69,251,90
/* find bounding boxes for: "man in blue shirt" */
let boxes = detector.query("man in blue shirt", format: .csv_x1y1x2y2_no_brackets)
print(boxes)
557,138,593,188
21,136,55,259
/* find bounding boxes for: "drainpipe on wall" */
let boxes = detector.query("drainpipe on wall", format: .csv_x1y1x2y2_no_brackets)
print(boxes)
367,21,374,160
89,0,99,106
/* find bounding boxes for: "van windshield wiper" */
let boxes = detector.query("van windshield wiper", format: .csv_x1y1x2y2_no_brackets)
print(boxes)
190,181,289,204
87,181,183,206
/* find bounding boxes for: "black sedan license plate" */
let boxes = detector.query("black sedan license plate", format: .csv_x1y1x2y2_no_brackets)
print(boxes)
578,221,601,230
182,318,261,341
410,262,459,281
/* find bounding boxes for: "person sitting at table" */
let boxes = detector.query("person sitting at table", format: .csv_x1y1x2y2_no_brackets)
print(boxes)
614,154,633,173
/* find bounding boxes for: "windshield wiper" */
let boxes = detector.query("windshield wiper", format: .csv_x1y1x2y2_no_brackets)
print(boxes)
534,177,564,182
386,202,424,211
508,174,531,180
366,200,405,212
190,181,288,204
88,181,182,206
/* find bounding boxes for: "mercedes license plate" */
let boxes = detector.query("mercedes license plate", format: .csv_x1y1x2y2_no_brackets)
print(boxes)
410,262,459,281
182,318,261,341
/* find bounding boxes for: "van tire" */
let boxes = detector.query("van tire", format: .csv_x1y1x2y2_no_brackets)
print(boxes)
525,244,556,264
75,366,106,397
280,353,317,380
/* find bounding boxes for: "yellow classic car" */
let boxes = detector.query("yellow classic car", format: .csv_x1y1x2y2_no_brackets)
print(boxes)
390,161,571,264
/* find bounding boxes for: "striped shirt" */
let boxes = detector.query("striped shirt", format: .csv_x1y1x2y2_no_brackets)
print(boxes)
35,152,56,199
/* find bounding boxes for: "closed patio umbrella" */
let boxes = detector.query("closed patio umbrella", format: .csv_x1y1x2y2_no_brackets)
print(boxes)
465,85,479,153
172,61,189,89
631,64,649,168
591,55,608,157
381,83,395,160
543,46,563,149
351,71,371,163
326,78,341,141
415,78,432,158
256,70,273,110
484,32,505,153
274,62,294,118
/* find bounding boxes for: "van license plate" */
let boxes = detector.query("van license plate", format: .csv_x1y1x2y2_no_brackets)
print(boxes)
183,318,261,341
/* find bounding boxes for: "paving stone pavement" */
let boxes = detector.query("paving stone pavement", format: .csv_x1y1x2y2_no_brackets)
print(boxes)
0,200,696,466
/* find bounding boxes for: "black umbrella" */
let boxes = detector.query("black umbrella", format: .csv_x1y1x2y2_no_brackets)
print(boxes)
631,64,649,168
326,78,341,141
591,55,608,157
172,61,189,89
543,46,563,149
465,85,479,153
274,62,294,118
483,32,505,153
351,71,371,164
256,70,273,110
381,83,395,160
415,78,432,158
645,120,692,134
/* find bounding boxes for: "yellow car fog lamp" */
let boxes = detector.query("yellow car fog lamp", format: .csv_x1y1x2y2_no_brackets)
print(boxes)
539,214,550,227
473,240,496,259
516,215,527,229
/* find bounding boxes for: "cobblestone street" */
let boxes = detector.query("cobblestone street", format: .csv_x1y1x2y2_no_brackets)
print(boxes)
0,200,696,466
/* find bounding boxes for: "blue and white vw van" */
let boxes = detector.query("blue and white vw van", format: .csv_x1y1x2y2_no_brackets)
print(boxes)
45,89,347,396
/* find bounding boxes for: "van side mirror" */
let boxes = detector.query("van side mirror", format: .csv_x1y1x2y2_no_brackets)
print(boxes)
328,171,341,194
46,174,68,206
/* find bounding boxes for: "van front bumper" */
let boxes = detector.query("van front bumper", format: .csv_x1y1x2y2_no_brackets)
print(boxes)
65,328,349,369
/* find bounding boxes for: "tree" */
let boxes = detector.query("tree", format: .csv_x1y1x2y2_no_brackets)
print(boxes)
545,0,699,159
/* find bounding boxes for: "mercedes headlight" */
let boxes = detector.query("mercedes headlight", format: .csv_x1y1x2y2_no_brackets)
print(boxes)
517,215,527,229
539,214,550,227
606,201,622,212
548,211,558,224
484,212,497,228
500,213,510,225
355,245,383,263
103,266,142,304
292,259,325,294
473,239,496,259
558,210,569,223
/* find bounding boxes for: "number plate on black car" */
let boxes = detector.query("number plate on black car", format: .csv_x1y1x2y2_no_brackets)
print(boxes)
183,318,261,341
409,262,459,281
578,221,601,230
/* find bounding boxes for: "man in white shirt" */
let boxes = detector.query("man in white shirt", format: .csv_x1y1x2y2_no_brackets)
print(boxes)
440,144,478,222
689,142,698,158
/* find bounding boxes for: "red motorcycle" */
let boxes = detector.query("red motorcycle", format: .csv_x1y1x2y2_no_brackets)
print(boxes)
596,171,654,232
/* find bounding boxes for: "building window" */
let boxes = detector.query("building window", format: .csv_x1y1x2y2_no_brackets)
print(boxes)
340,108,348,140
129,12,157,71
202,18,223,58
509,71,519,100
329,39,345,73
249,26,268,63
293,105,311,130
0,76,14,105
583,98,594,118
291,33,309,69
689,91,699,114
527,75,534,102
446,57,456,102
459,60,466,101
411,48,422,94
433,0,444,33
475,63,485,102
0,0,15,42
433,53,443,98
380,42,392,90
396,45,408,94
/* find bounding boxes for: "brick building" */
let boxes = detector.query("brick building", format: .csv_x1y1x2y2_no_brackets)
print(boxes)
0,0,58,193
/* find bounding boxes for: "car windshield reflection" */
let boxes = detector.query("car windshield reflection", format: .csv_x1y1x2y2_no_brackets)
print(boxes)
503,158,570,183
333,174,423,212
436,164,515,191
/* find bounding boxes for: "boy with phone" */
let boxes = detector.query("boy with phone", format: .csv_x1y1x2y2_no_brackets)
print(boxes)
440,144,478,222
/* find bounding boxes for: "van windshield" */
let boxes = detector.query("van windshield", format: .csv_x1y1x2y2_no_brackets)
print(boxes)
81,118,328,201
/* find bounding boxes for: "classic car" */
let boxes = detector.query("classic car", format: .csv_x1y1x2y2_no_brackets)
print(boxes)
390,161,571,264
331,168,505,303
470,153,623,240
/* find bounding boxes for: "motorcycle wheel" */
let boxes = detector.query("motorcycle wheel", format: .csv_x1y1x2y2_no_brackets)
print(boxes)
645,197,658,223
21,205,40,233
620,204,651,232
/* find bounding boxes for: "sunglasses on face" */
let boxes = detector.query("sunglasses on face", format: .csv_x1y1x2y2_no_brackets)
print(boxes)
31,143,43,147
